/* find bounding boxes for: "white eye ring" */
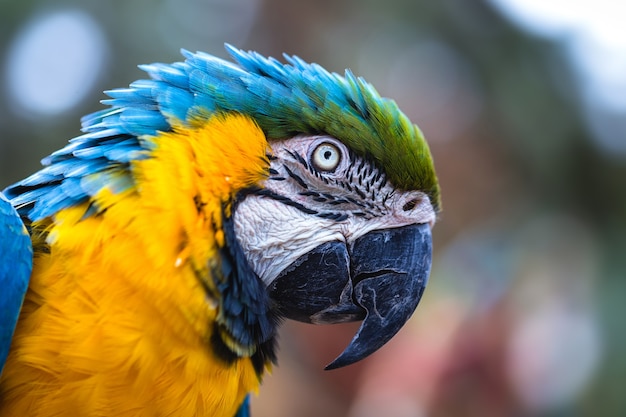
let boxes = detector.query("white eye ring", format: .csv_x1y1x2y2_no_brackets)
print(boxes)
311,142,341,172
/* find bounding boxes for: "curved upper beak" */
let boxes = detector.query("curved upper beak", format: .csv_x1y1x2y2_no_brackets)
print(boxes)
268,223,432,370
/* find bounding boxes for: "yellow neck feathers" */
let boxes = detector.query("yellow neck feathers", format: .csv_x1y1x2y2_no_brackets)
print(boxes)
0,114,269,417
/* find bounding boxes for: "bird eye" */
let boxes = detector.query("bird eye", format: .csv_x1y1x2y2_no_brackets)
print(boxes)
311,142,341,172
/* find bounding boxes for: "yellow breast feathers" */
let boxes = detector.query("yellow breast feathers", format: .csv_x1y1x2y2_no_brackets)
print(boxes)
0,114,269,417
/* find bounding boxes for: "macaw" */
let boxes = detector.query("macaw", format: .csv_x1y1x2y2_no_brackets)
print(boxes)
0,45,440,417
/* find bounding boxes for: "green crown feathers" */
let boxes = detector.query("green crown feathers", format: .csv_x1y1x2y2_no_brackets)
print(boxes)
6,45,440,220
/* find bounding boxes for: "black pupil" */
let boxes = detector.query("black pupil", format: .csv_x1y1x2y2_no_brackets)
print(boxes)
323,150,332,160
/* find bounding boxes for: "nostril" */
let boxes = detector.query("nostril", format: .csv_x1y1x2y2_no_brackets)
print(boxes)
402,198,419,212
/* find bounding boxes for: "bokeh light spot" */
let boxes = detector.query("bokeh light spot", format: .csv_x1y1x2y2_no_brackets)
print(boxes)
5,10,108,117
488,0,626,155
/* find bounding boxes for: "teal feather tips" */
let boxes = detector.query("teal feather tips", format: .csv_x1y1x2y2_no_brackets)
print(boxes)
229,45,439,210
4,45,440,221
136,45,440,211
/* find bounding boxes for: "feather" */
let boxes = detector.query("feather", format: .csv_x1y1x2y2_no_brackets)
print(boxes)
3,45,439,221
0,192,32,375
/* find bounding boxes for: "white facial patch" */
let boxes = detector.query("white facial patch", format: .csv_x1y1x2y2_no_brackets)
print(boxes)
233,135,436,286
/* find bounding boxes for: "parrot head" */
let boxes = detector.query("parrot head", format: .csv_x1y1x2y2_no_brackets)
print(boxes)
6,45,440,371
235,134,436,369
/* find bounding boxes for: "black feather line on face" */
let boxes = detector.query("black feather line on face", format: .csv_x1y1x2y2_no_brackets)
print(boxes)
263,145,395,221
255,189,319,215
283,166,308,190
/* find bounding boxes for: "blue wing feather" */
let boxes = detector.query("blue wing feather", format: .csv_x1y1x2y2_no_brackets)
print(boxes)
0,192,32,375
233,395,251,417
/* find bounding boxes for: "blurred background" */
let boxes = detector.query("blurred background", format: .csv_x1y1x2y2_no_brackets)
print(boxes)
1,0,624,416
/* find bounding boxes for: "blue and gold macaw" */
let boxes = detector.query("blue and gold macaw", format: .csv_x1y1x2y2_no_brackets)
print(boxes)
0,46,440,417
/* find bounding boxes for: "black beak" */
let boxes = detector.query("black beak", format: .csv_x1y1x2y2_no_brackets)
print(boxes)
268,223,432,370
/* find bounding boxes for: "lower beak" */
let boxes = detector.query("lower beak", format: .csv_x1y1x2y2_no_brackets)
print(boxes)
268,223,432,369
